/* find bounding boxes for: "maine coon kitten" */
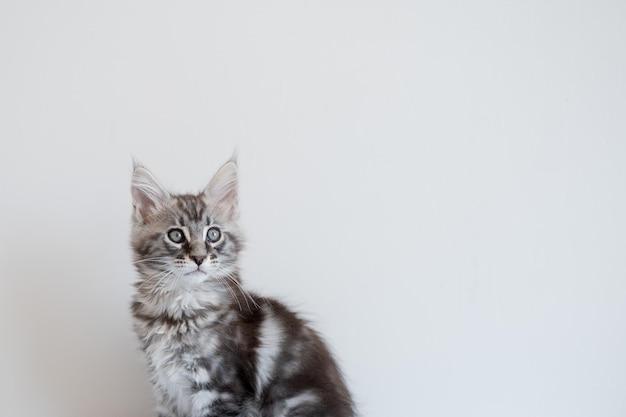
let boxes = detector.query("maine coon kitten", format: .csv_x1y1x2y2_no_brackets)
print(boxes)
130,157,355,417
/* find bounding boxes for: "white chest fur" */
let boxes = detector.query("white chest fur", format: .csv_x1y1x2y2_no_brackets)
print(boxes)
143,318,224,416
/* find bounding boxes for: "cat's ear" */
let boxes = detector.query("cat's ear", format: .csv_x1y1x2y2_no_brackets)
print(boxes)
203,158,239,220
131,161,169,224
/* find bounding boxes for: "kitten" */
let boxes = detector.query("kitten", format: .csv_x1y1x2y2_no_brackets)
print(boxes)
130,157,355,417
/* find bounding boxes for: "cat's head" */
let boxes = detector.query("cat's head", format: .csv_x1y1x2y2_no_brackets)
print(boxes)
130,158,244,295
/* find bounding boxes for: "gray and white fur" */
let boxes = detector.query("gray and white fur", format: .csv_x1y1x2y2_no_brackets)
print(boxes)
130,157,355,417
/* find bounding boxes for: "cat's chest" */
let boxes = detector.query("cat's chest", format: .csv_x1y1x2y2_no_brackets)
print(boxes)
143,319,228,414
146,325,221,369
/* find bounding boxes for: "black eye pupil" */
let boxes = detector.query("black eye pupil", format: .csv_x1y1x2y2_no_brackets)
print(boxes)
207,227,221,242
167,229,184,243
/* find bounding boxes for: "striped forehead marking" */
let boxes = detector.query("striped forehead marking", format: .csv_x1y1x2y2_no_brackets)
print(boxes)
175,195,207,221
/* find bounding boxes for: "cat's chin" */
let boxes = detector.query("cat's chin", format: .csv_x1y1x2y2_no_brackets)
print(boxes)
184,269,208,283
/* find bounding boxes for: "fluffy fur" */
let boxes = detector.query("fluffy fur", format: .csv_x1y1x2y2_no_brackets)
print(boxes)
130,157,355,417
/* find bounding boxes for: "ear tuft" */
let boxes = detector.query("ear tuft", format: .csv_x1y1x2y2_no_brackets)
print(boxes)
131,163,169,223
203,159,239,219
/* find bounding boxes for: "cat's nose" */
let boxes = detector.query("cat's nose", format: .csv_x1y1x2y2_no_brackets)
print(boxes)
190,255,206,266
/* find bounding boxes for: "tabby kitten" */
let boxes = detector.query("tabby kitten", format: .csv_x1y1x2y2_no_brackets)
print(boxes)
130,157,355,417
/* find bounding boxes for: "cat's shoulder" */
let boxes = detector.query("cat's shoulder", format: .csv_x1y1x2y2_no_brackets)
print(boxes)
235,293,307,327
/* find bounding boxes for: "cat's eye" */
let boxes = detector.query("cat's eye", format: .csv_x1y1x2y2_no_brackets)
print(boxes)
167,228,185,243
206,227,221,243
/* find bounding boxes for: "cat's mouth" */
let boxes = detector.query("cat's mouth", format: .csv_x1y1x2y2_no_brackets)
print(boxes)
184,269,208,282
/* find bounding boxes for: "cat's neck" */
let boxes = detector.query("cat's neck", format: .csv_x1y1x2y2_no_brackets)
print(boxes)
133,276,234,320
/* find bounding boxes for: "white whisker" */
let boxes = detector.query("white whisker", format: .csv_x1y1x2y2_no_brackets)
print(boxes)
218,276,242,312
133,257,171,265
214,265,260,311
136,266,179,294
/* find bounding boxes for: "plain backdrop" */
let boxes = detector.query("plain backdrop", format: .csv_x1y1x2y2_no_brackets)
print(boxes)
1,1,625,416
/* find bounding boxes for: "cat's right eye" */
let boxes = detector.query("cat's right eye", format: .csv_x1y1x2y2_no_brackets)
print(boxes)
167,228,185,243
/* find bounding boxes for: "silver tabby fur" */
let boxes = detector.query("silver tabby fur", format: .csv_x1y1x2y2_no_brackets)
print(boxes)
130,157,355,417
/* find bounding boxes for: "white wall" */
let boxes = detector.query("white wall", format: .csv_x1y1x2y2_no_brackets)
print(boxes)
1,1,625,416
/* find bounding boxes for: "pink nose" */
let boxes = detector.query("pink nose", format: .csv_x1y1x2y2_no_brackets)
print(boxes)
190,255,206,266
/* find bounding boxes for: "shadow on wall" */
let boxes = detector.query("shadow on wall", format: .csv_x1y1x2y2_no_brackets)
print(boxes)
5,240,154,417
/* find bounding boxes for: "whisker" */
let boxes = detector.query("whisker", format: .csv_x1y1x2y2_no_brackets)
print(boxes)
136,266,179,293
218,276,242,312
214,265,260,311
154,268,180,291
226,272,260,310
133,258,171,265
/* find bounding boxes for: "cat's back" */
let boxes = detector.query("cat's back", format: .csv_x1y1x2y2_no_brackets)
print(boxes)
235,295,355,417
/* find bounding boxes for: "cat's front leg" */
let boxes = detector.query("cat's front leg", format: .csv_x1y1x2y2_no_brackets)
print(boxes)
156,405,177,417
191,389,243,417
154,390,178,417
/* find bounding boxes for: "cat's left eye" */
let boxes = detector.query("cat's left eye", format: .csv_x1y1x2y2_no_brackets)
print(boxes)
206,227,221,243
